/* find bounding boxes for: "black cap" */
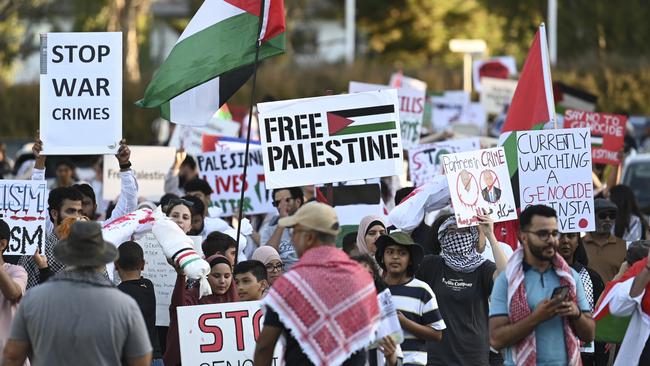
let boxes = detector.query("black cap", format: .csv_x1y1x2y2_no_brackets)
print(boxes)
594,198,618,213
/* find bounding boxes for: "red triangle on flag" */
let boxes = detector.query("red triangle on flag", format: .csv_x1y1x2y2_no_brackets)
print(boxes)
502,25,554,132
224,0,262,16
327,112,354,135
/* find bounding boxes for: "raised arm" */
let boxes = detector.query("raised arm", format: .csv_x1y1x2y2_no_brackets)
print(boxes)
106,139,138,223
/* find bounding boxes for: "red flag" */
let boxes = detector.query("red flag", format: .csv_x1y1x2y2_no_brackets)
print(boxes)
502,24,555,132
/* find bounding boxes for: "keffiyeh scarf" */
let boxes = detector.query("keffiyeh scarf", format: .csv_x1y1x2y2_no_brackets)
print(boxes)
263,246,381,366
438,216,485,273
506,248,581,366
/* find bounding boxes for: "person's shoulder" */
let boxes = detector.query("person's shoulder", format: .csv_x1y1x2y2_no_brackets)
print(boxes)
421,254,443,265
3,263,27,278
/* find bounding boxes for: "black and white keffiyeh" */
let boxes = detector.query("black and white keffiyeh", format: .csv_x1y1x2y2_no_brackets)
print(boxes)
438,216,485,273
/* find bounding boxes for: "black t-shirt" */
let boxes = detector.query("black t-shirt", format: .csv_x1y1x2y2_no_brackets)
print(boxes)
415,255,496,366
264,307,367,366
118,278,161,358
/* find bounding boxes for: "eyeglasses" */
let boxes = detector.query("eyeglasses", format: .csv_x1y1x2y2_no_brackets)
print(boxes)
265,263,285,272
272,197,293,207
597,211,616,220
524,230,560,241
560,233,578,239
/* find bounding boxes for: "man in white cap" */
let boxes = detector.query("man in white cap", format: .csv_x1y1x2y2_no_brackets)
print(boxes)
254,202,381,366
2,221,152,366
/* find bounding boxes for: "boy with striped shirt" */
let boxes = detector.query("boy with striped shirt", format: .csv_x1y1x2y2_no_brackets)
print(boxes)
376,232,446,366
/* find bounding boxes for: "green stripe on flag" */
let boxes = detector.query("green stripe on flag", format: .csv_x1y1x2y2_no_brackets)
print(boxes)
332,121,396,136
139,13,285,108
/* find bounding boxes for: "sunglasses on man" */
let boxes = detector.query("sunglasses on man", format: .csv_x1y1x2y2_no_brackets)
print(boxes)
597,211,616,220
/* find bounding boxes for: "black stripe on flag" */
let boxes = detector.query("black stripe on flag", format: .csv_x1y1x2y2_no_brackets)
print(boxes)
328,184,381,206
328,104,395,118
218,64,255,107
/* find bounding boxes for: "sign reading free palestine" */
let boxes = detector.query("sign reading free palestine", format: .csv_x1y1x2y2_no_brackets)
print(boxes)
257,90,404,188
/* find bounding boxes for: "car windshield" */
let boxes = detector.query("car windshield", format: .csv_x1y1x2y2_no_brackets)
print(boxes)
623,161,650,214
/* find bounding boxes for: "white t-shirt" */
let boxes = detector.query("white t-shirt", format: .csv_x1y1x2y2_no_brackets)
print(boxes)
480,240,513,262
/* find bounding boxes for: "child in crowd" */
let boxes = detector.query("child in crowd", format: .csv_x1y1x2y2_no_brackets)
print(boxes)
202,231,238,265
375,232,446,366
115,241,162,365
234,260,268,301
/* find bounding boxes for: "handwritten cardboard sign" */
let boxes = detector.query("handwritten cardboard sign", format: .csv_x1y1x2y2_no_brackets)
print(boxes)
0,180,48,256
442,147,517,227
563,109,627,165
517,128,595,232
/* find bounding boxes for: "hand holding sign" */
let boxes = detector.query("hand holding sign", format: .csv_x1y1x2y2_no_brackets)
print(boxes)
32,132,46,170
115,139,131,167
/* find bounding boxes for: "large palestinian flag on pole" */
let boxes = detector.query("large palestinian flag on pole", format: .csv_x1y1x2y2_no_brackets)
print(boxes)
137,0,286,126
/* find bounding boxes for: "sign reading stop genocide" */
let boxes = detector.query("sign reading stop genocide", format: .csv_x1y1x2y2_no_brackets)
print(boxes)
39,32,122,155
563,109,627,165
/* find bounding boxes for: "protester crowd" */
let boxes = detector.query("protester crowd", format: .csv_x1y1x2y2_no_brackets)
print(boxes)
0,128,649,366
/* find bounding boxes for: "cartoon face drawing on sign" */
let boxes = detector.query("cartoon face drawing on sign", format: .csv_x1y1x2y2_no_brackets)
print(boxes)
480,169,501,204
456,169,479,207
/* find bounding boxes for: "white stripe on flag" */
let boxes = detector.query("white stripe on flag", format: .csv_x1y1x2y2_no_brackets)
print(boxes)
169,77,220,126
539,23,556,126
176,0,243,44
258,0,272,41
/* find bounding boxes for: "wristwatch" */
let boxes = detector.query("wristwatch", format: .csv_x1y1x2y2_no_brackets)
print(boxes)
119,161,132,170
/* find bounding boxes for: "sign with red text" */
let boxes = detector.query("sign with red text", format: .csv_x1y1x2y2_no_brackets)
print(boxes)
177,301,282,365
517,128,594,232
563,109,627,165
408,138,480,187
196,148,274,217
39,32,122,155
258,90,403,188
349,80,426,149
441,147,516,227
0,180,48,256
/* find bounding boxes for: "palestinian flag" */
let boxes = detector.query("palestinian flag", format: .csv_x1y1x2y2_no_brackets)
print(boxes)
594,258,650,343
137,0,286,126
316,183,385,247
495,24,555,250
327,105,396,136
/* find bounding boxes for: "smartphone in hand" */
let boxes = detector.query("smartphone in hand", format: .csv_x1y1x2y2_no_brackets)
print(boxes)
551,285,569,301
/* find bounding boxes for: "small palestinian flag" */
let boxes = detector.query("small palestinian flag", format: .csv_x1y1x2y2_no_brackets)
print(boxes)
327,105,396,136
591,135,604,148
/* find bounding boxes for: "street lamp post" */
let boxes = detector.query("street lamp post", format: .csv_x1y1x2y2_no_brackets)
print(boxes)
449,39,487,93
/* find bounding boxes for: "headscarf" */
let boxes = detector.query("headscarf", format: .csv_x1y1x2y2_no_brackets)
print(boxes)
356,215,386,255
438,216,485,273
252,246,281,265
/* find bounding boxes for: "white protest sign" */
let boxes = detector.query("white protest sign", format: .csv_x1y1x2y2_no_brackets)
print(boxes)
258,90,403,188
39,32,122,155
480,77,518,114
349,80,426,149
472,56,517,92
103,146,176,201
442,147,517,227
177,301,282,365
371,289,404,347
137,233,202,326
408,138,480,187
196,148,275,217
430,91,470,132
168,118,241,156
517,128,595,232
389,72,428,92
0,180,48,256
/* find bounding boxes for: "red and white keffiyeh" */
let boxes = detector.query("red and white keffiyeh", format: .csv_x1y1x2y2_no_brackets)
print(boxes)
505,248,581,366
263,246,380,366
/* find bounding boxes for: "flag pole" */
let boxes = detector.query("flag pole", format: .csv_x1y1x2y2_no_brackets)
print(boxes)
234,0,267,265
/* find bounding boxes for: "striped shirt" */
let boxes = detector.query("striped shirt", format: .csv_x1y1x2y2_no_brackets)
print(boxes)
388,278,446,365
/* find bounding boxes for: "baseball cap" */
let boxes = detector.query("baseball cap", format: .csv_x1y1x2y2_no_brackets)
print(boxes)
0,219,9,241
594,198,618,213
278,201,340,236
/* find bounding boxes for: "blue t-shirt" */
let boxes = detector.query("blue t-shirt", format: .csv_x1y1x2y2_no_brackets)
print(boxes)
489,264,590,366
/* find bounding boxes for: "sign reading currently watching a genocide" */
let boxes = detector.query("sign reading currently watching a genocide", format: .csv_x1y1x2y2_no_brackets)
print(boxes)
258,90,403,188
39,32,122,155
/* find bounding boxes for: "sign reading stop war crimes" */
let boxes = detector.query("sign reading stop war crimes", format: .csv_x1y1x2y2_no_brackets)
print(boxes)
517,128,595,232
408,138,480,187
178,301,282,365
258,90,404,188
39,32,122,155
563,109,627,165
442,148,517,227
196,148,275,217
349,81,426,149
0,180,48,256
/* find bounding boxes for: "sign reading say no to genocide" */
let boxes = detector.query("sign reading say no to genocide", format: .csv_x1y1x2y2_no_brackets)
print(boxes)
39,32,122,155
258,90,404,188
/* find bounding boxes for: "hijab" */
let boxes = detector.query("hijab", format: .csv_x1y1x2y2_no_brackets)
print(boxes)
356,215,386,255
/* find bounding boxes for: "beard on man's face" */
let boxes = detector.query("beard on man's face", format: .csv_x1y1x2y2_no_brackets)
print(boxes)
528,240,556,262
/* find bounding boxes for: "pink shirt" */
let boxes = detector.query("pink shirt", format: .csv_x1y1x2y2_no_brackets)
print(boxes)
0,263,28,362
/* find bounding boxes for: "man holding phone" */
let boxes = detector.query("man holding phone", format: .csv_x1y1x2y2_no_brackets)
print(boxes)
488,205,595,365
